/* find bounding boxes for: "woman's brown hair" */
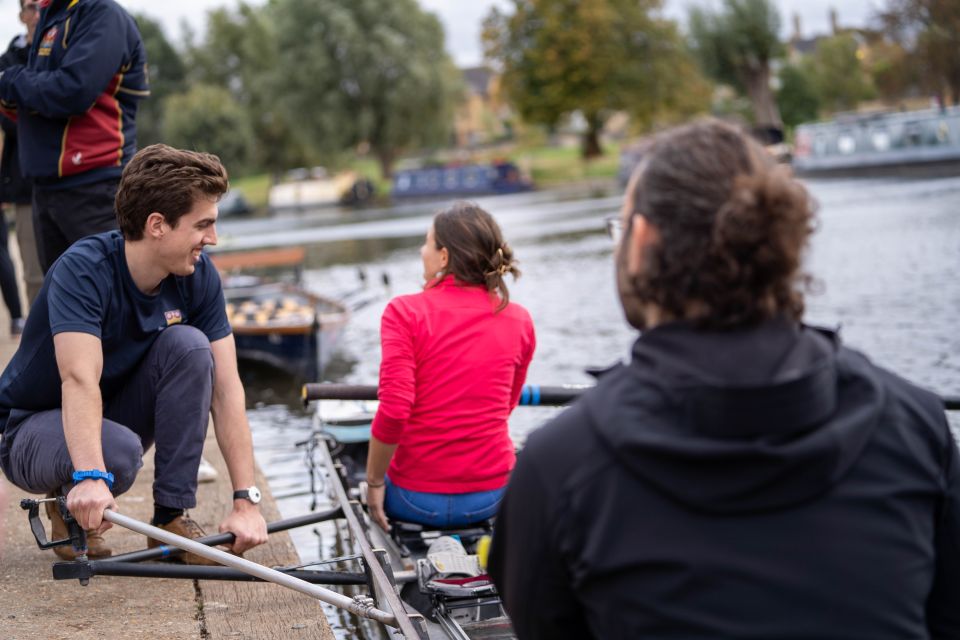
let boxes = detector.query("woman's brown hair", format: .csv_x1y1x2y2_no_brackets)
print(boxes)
627,119,816,329
432,202,520,312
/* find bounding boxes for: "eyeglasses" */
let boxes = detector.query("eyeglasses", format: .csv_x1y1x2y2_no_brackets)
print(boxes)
605,216,624,245
21,2,40,13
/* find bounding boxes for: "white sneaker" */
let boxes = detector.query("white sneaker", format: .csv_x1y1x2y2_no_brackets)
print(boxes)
197,456,219,484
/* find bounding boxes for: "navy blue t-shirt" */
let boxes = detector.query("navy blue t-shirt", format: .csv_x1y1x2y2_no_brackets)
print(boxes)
0,231,232,434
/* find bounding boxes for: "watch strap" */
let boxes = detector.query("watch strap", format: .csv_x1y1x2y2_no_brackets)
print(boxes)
72,469,115,489
233,487,260,503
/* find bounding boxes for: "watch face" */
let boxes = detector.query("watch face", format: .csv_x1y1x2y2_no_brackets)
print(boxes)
249,486,262,504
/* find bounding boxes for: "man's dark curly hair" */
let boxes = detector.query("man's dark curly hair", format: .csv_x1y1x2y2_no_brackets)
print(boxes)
627,119,816,329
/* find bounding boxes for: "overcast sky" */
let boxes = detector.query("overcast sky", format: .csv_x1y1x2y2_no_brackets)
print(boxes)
0,0,881,67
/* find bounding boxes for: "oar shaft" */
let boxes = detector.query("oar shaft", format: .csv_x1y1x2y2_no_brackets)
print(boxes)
106,507,341,564
102,509,397,626
303,384,960,412
302,383,588,406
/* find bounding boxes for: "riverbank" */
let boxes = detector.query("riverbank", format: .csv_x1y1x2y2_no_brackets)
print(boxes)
0,236,334,639
231,141,623,211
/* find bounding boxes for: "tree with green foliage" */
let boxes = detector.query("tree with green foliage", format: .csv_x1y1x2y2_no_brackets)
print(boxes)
879,0,960,105
803,34,876,113
867,39,911,106
163,84,255,176
185,3,312,178
689,0,783,128
132,14,186,148
483,0,709,159
776,64,820,128
268,0,461,178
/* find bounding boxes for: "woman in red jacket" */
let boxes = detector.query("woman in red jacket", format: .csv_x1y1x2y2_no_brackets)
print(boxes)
365,202,536,531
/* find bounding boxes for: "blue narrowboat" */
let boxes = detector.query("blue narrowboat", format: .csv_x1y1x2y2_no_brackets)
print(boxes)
391,162,533,199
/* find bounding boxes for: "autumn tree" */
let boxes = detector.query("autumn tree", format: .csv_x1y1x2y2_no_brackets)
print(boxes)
483,0,709,159
867,39,911,105
689,0,783,128
879,0,960,105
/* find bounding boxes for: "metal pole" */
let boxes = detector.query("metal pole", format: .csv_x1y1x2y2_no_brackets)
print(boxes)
302,382,590,406
302,383,960,412
105,507,341,564
101,509,397,627
54,561,368,585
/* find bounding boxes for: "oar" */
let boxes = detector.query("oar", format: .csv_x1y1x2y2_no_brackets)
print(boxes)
302,383,960,412
100,509,399,626
301,383,590,407
105,507,342,564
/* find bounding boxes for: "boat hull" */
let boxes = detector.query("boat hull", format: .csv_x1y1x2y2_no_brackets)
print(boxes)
793,107,960,178
391,162,533,200
226,283,349,380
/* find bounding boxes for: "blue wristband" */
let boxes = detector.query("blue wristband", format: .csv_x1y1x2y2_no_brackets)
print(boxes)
72,469,115,490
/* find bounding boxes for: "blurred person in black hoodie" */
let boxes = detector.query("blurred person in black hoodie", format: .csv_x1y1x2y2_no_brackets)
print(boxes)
489,120,959,639
0,0,41,332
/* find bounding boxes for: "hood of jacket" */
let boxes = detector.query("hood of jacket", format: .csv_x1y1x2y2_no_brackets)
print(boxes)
585,318,885,514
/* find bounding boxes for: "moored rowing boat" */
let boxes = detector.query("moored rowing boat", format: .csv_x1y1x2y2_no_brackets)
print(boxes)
211,247,350,380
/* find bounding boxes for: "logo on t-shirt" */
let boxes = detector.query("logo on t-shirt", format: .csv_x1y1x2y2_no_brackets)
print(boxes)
164,309,183,326
38,27,58,57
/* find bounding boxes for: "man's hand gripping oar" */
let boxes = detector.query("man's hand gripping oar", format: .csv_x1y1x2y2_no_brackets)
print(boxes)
20,495,91,580
67,478,117,536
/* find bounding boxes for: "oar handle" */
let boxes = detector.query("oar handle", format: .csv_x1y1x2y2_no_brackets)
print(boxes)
302,384,960,412
100,509,397,626
301,383,590,407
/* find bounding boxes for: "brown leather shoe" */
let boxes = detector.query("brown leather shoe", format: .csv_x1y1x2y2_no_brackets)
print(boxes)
147,514,221,565
45,494,112,560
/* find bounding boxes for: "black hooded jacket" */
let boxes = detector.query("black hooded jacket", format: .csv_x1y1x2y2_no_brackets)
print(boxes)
489,320,959,639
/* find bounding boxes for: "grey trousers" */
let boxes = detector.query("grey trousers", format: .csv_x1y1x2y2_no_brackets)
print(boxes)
0,325,214,509
13,202,43,308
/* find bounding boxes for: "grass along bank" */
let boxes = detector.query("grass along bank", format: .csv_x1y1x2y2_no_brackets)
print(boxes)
230,142,623,210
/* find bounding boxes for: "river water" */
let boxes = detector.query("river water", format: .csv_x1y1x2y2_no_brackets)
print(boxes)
217,175,960,638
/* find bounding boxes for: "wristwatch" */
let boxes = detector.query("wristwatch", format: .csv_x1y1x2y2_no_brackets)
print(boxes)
233,486,262,504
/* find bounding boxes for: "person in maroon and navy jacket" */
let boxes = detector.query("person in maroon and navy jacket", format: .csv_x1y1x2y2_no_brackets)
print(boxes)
365,201,536,532
0,0,149,273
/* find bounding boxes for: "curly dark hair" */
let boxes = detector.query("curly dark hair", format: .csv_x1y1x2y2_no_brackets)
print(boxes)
626,119,816,329
115,144,229,240
432,201,520,312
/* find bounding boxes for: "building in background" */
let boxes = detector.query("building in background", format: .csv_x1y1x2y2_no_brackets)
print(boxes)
453,66,513,148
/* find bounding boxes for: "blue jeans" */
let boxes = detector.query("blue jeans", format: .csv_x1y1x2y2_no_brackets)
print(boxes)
384,476,505,528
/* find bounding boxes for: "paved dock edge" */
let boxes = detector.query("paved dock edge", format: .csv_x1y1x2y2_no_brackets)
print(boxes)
0,231,334,640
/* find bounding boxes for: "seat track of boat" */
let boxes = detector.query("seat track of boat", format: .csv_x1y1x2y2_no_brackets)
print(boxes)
315,436,431,639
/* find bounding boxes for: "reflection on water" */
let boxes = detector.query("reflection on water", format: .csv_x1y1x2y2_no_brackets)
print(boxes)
230,176,960,635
